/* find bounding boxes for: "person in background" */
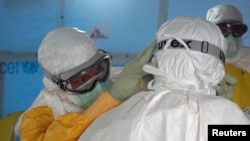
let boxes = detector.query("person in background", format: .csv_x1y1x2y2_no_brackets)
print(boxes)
14,27,155,141
207,4,250,112
78,16,250,141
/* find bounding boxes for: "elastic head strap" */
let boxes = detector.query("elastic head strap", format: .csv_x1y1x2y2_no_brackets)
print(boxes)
157,39,225,65
59,49,111,80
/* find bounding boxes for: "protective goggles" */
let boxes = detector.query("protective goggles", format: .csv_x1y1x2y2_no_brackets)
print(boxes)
45,49,112,93
217,22,248,37
157,39,225,65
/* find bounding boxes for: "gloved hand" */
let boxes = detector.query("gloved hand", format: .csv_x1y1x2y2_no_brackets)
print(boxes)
243,107,250,119
243,107,250,114
109,40,156,101
216,74,237,100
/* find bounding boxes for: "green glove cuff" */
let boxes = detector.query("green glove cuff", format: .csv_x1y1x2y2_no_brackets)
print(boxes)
108,85,124,101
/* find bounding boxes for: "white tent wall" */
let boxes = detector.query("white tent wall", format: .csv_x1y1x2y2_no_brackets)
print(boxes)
0,0,249,118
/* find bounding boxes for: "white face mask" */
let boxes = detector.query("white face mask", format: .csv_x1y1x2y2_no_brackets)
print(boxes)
225,34,242,59
74,78,113,109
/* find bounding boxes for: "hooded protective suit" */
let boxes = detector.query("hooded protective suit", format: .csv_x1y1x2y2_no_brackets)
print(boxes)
207,4,250,110
79,17,250,141
14,27,121,141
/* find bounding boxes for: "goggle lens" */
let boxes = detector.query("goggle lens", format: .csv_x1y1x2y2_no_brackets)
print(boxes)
65,58,110,93
217,22,248,37
68,62,105,89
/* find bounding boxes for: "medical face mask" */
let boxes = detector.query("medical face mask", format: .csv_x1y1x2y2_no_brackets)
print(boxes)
225,34,242,58
74,78,113,109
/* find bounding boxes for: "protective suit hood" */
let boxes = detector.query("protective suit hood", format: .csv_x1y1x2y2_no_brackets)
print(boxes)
36,27,102,108
38,27,98,75
206,4,244,24
144,17,227,96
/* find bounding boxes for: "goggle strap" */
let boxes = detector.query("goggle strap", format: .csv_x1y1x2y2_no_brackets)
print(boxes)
42,68,67,90
157,39,225,65
59,49,111,80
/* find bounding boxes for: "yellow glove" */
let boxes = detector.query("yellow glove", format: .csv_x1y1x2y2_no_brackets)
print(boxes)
109,40,156,101
44,91,121,141
216,74,237,100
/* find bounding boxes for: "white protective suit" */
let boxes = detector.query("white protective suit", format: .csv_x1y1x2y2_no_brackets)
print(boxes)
79,17,250,141
14,27,115,137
